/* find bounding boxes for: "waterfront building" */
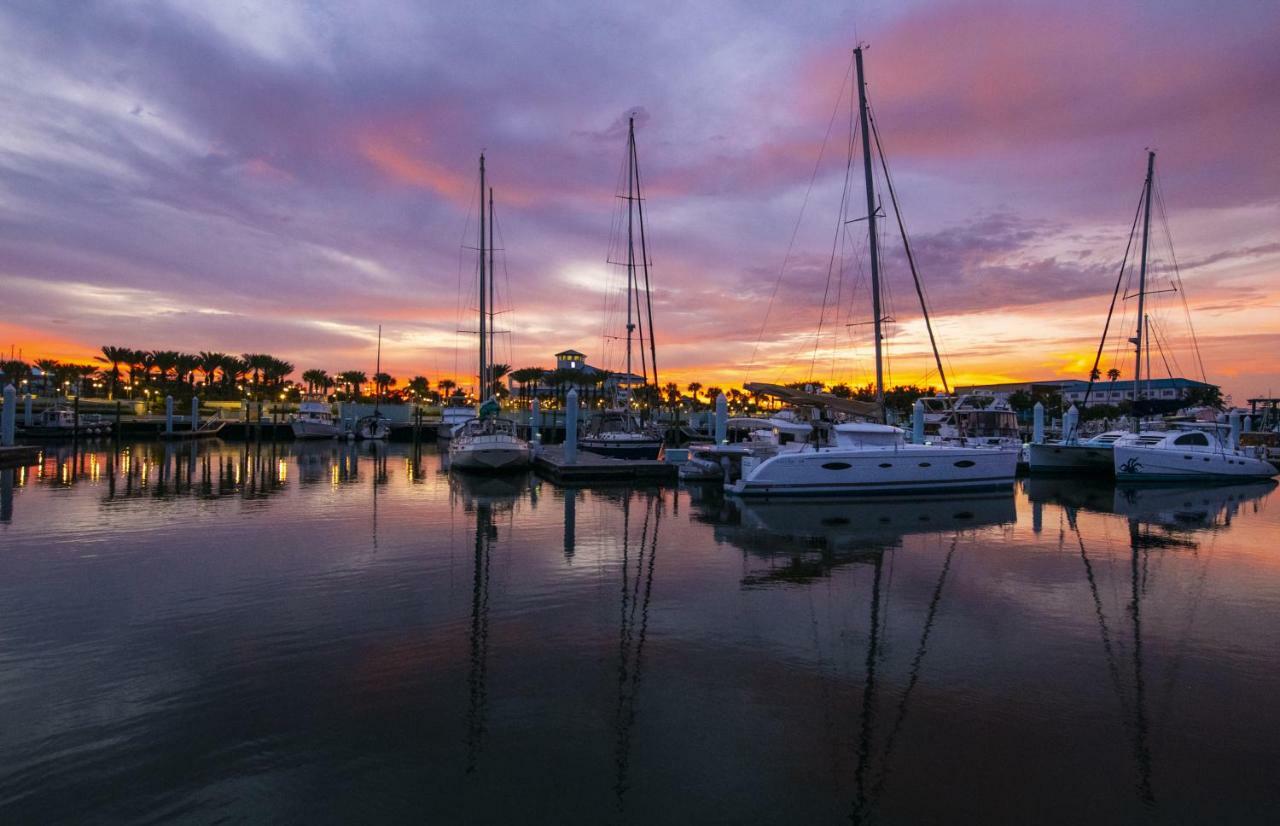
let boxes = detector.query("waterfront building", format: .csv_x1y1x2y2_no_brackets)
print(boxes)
957,377,1219,408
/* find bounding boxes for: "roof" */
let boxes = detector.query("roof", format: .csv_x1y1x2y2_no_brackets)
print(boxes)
1060,378,1216,391
555,349,586,358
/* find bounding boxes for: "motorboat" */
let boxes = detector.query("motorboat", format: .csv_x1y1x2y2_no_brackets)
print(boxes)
1113,427,1277,481
922,393,1022,449
578,409,663,459
439,398,474,441
290,397,342,440
727,421,1019,497
448,155,531,474
18,404,112,437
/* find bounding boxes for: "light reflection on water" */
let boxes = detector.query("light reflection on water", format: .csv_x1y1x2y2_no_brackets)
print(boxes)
0,440,1277,824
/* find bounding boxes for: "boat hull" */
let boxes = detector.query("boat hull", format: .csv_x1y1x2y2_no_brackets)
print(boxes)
1027,442,1114,475
728,445,1018,497
577,437,663,460
1113,445,1278,481
449,435,531,472
290,421,342,440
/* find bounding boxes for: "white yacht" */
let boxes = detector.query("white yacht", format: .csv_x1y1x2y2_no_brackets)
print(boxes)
729,49,1018,498
439,398,474,441
448,154,531,474
729,422,1018,497
1113,428,1277,481
922,394,1022,449
290,397,342,440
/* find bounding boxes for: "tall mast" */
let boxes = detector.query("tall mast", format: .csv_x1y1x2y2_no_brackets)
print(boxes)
374,323,382,412
854,47,885,419
489,186,496,401
478,154,487,401
631,116,659,397
624,120,636,400
1131,150,1155,431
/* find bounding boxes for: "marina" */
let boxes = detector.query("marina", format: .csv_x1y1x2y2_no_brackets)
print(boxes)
0,1,1277,822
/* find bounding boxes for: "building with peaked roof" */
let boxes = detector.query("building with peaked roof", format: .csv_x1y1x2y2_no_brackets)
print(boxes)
512,349,648,403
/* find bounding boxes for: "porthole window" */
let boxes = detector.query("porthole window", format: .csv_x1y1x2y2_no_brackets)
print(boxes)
954,460,976,468
878,462,892,468
821,462,852,470
918,462,931,467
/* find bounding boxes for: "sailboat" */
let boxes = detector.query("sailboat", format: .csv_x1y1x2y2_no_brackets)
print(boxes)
449,154,532,473
356,324,391,440
578,115,664,460
729,48,1018,497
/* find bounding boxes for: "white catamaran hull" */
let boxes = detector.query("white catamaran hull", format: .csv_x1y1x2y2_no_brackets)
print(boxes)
1027,442,1115,474
1113,445,1277,481
729,445,1018,497
449,434,532,472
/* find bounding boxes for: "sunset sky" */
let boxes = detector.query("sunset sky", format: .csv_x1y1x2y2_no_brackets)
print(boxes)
1,0,1277,401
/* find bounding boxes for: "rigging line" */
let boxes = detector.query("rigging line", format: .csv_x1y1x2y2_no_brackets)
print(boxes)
747,59,852,382
867,102,948,394
1154,178,1208,384
810,84,859,381
631,118,660,392
1082,184,1146,407
1148,316,1180,382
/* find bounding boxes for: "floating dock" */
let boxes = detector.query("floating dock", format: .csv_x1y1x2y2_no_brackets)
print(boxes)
533,445,677,484
0,445,40,469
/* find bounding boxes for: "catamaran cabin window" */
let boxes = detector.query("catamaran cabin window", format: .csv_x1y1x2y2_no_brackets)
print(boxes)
1173,432,1209,447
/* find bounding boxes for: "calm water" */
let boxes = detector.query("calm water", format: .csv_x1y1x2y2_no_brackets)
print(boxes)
1,441,1278,824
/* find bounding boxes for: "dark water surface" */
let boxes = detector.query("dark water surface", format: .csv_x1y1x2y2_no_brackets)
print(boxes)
1,441,1278,824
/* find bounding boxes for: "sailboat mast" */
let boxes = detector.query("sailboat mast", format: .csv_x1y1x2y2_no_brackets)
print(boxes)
489,187,496,401
1132,150,1155,429
374,324,382,412
478,154,487,401
854,47,885,418
631,116,659,395
625,122,637,400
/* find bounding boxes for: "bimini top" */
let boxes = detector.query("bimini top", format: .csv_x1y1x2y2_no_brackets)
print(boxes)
832,422,904,448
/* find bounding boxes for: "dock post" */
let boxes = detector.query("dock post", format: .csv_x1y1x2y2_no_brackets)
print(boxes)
1229,410,1241,450
1244,415,1253,435
1033,402,1045,444
73,395,80,440
1,384,14,446
23,394,32,427
531,399,541,444
191,396,200,431
115,400,121,444
715,393,727,444
1063,405,1078,442
165,395,174,435
912,399,925,444
564,389,578,464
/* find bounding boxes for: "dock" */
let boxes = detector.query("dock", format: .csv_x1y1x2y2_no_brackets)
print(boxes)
533,445,677,484
0,445,40,469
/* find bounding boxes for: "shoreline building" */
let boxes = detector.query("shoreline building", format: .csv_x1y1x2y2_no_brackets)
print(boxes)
957,377,1218,408
510,349,647,404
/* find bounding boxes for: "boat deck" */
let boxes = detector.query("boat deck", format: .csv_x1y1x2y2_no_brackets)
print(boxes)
533,445,676,484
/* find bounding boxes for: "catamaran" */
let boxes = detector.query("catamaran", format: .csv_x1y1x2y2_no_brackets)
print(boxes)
729,48,1018,497
449,155,532,473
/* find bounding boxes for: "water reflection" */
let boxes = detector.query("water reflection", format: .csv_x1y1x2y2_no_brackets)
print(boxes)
0,445,1278,823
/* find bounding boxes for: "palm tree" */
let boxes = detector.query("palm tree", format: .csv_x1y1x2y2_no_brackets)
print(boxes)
197,351,227,388
338,370,367,400
686,382,703,409
175,353,201,388
509,367,544,407
35,358,60,397
220,355,247,390
241,353,271,389
406,375,430,400
301,369,328,395
437,378,456,401
0,359,32,390
263,357,294,389
96,345,131,399
705,386,723,407
150,350,180,385
373,372,395,400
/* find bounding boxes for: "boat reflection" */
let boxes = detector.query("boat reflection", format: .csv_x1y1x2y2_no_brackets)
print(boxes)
1028,477,1276,536
701,493,1016,586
